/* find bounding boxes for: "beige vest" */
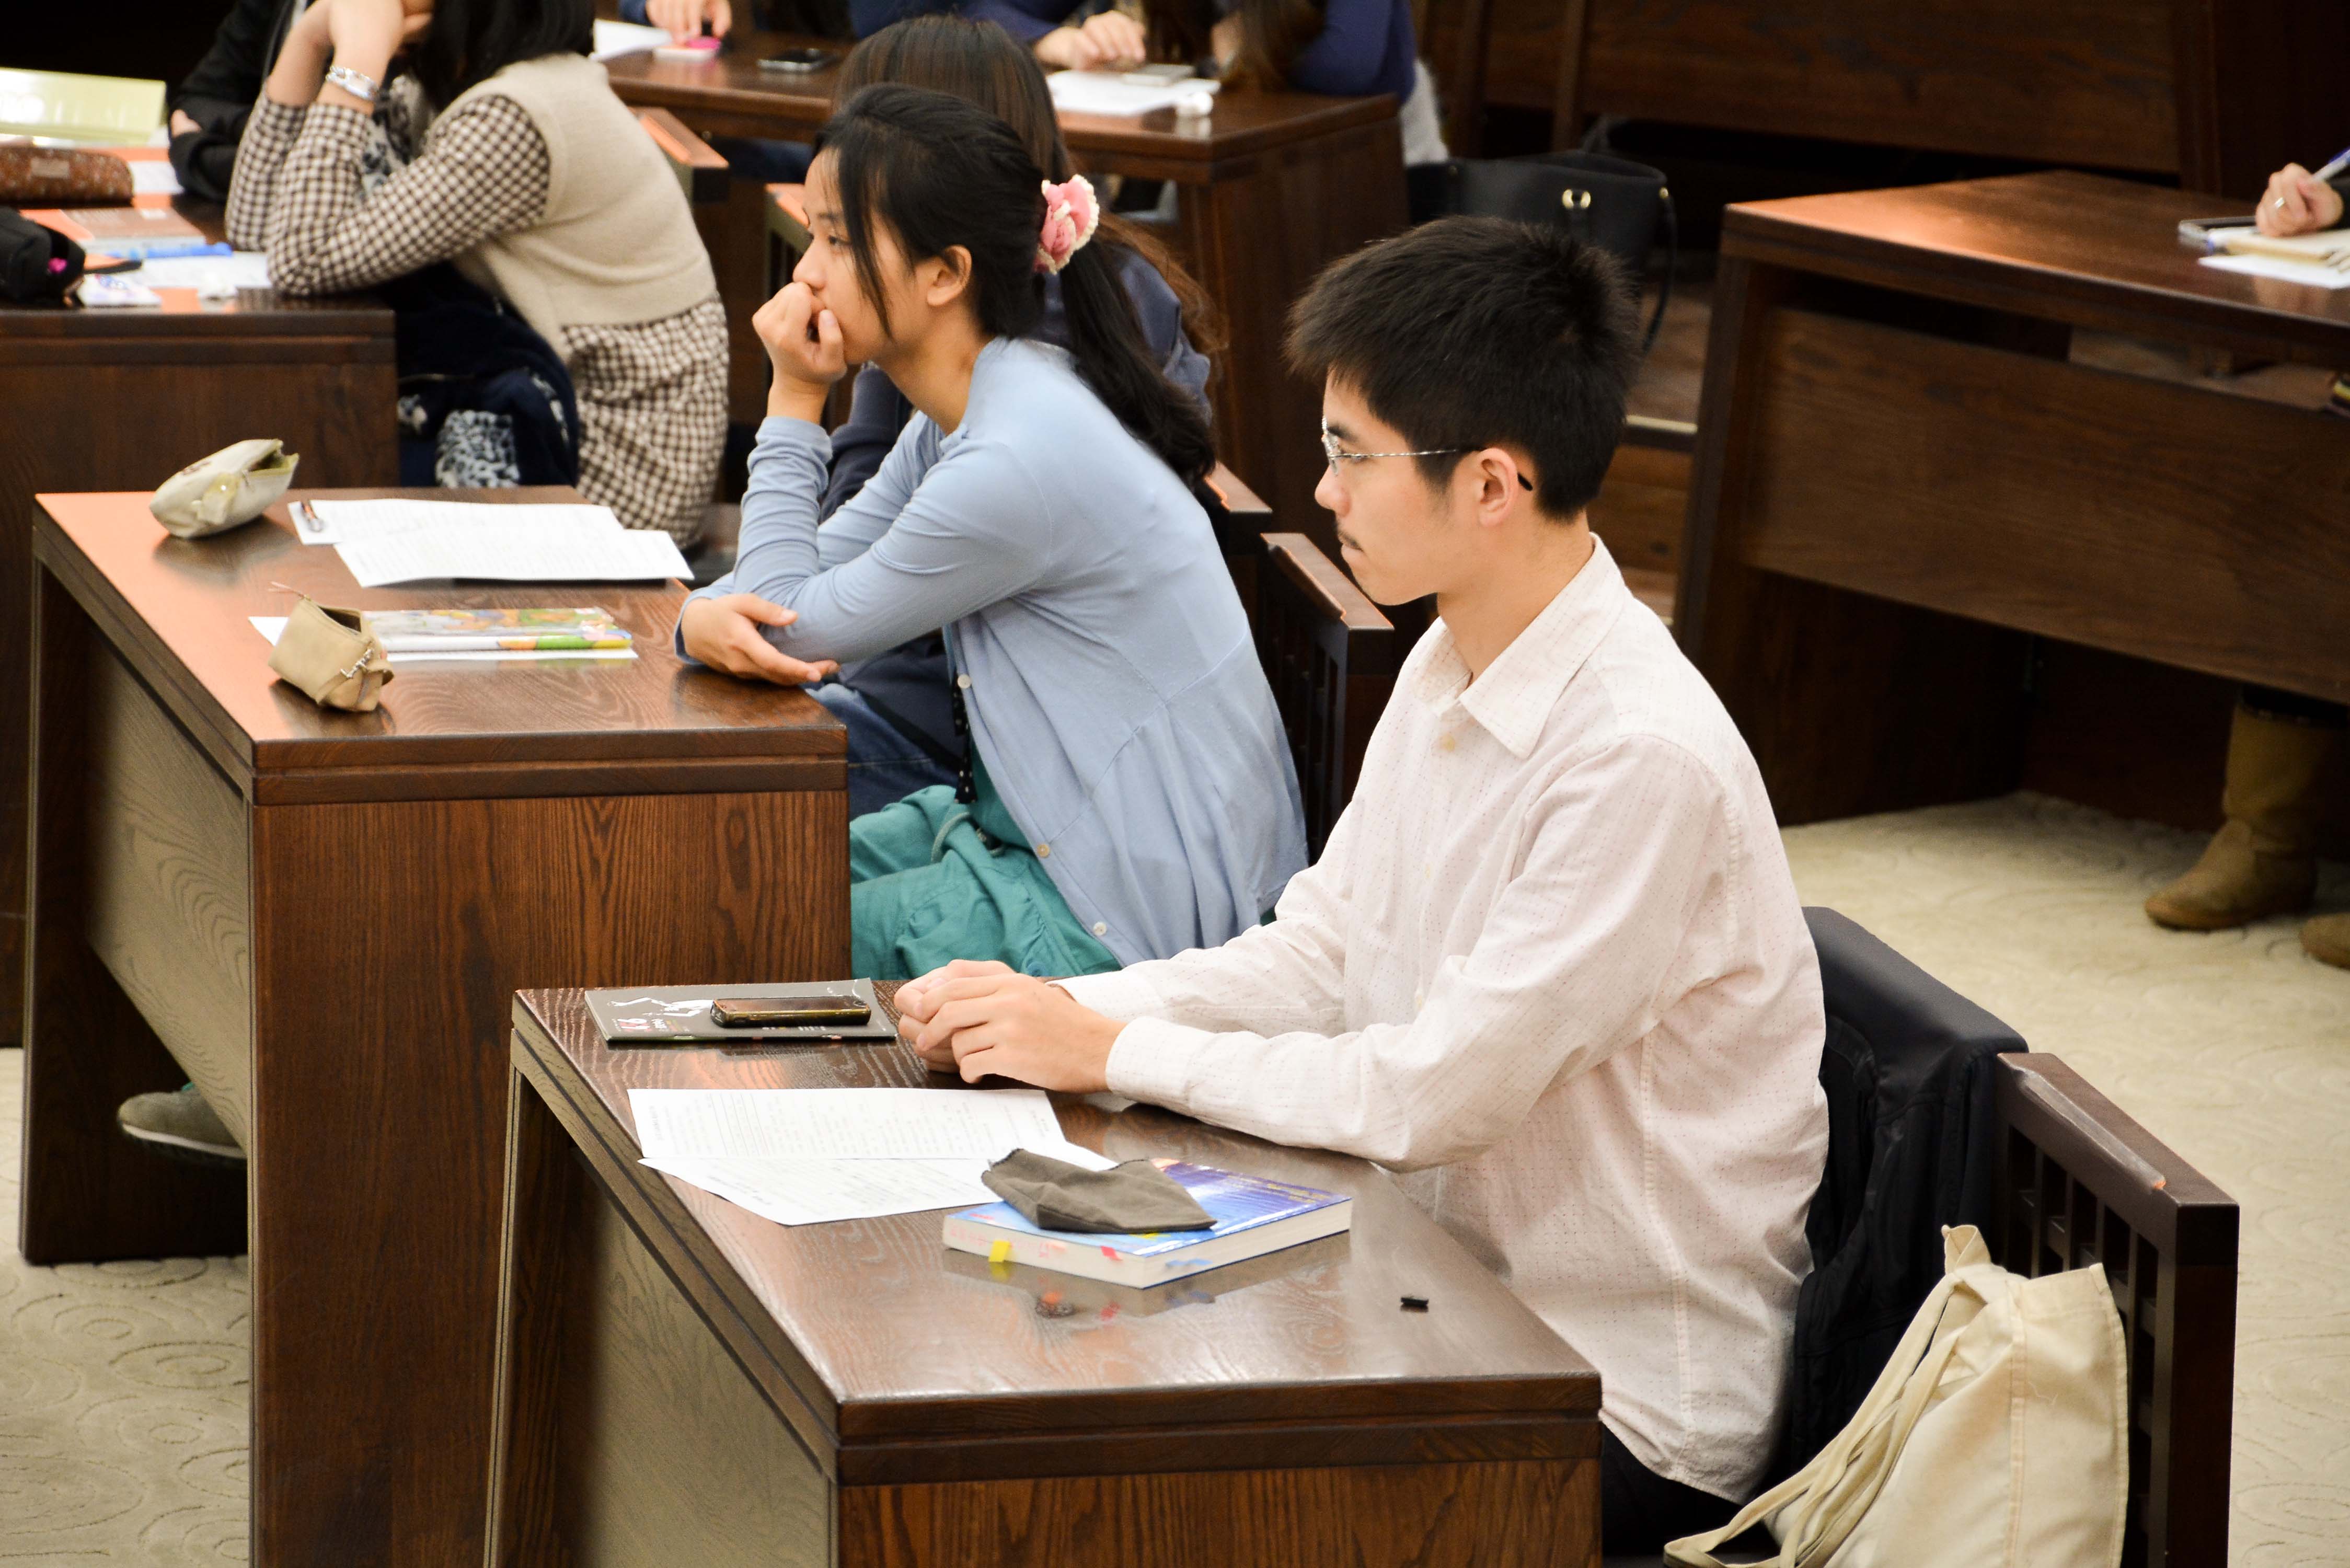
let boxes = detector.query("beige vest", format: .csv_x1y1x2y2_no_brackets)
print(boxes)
443,53,717,358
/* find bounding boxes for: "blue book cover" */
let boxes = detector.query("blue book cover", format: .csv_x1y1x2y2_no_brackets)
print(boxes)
946,1160,1349,1261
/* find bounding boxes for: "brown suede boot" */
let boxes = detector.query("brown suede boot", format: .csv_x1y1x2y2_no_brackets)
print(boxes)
2304,914,2350,970
2146,707,2332,930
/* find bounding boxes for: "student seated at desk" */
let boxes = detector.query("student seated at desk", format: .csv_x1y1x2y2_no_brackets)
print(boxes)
850,0,1446,164
894,216,1829,1555
226,0,727,542
677,85,1305,981
806,16,1217,808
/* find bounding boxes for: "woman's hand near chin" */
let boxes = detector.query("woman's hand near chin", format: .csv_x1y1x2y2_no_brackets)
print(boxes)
753,281,848,423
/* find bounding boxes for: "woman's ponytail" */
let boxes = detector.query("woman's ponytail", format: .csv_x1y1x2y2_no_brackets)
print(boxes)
1051,226,1217,486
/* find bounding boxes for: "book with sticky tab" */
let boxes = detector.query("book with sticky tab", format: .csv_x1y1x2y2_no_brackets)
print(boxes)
942,1160,1351,1286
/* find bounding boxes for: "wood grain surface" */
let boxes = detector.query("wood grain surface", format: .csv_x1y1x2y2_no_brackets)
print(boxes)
83,641,256,1148
0,278,393,1044
601,32,1399,176
32,490,845,804
514,986,1596,1471
1723,172,2350,365
837,1456,1602,1567
1734,307,2350,700
499,987,1602,1565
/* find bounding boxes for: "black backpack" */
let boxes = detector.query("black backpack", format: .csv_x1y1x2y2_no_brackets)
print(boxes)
0,209,86,304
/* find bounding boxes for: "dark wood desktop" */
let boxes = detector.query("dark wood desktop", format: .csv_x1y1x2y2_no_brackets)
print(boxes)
21,488,849,1567
0,198,396,1046
1432,0,2349,198
601,33,1409,546
1677,170,2350,824
490,985,1603,1566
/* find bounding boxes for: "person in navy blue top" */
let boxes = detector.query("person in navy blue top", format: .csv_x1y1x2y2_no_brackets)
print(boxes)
621,0,1438,157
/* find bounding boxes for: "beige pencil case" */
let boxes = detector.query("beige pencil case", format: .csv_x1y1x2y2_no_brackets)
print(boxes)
150,439,301,539
267,598,394,712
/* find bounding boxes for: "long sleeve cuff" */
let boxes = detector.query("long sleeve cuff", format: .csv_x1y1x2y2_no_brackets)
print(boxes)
1100,1014,1220,1109
1055,968,1165,1022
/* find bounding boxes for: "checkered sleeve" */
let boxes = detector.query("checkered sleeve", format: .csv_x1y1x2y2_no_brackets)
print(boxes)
562,298,731,543
224,96,307,251
264,94,547,296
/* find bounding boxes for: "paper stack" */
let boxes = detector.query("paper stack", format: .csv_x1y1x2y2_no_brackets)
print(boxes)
629,1087,1115,1227
293,498,692,585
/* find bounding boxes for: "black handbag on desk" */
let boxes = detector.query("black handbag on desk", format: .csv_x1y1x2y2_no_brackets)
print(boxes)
1407,152,1677,350
0,209,86,304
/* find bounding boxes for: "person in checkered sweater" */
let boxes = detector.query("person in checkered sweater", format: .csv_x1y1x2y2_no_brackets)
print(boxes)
227,0,727,542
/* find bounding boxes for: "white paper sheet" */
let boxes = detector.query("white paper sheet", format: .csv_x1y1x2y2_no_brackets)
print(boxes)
333,518,689,585
1046,71,1219,117
2198,252,2350,290
592,18,674,57
132,250,271,291
298,497,624,545
130,158,183,195
629,1086,1091,1162
644,1155,996,1226
247,617,636,662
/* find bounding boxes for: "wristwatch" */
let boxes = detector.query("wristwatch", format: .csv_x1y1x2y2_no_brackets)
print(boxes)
324,64,380,104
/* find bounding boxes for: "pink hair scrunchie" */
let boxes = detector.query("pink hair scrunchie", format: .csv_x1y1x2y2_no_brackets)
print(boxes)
1035,174,1100,275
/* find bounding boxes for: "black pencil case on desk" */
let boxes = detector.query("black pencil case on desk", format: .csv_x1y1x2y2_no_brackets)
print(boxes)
0,210,85,304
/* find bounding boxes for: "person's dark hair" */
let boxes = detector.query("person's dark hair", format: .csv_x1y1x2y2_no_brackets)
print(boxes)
1285,215,1637,518
816,83,1216,483
834,16,1221,359
407,0,594,108
1146,0,1324,90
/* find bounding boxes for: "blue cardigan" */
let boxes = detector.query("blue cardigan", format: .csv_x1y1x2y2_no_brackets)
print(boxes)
684,338,1307,964
848,0,1419,102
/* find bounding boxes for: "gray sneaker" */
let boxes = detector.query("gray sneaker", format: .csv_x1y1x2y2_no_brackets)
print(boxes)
117,1085,245,1168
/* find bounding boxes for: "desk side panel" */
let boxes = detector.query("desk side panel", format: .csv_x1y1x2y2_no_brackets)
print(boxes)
84,642,256,1148
20,564,249,1265
1574,0,2179,172
1738,307,2350,701
558,1159,834,1568
838,1457,1599,1568
246,786,845,1567
0,331,394,1044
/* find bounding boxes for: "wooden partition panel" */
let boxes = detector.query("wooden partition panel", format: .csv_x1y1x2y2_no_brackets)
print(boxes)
1735,308,2350,702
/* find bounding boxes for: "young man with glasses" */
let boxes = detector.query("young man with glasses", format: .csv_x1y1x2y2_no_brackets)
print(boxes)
895,215,1828,1554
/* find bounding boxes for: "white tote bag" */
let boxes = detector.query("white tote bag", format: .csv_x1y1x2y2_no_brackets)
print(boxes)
1667,1225,2127,1568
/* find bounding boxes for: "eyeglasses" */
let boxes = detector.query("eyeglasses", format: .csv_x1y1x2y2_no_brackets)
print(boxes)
1320,422,1534,491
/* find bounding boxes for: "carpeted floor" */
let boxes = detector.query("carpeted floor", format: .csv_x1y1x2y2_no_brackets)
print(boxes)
0,792,2342,1564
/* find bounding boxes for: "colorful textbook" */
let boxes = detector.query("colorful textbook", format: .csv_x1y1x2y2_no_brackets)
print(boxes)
943,1161,1352,1287
363,607,633,652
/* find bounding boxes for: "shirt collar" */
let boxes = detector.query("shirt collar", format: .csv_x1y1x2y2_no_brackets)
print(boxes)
1412,537,1630,758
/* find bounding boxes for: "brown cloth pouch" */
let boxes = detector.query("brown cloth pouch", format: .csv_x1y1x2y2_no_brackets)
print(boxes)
0,145,134,204
150,439,300,539
268,598,395,712
981,1150,1214,1234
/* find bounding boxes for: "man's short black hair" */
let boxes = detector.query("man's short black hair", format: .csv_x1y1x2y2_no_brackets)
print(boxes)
1285,216,1638,518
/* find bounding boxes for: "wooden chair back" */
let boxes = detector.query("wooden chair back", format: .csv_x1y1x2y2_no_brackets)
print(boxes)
1990,1054,2238,1568
638,109,729,206
1255,533,1401,857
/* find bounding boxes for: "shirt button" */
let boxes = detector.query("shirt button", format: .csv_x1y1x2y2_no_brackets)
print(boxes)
1091,921,1108,937
1035,843,1051,858
1439,733,1457,753
1412,988,1425,1009
956,673,972,689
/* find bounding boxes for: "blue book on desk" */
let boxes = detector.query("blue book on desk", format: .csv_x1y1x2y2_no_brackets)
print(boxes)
942,1160,1351,1287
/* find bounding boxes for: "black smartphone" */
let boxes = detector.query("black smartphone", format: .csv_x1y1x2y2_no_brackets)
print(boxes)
759,47,838,73
711,995,872,1028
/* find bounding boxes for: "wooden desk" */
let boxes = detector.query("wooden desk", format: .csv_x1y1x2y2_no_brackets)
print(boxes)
1431,0,2350,198
491,986,1602,1567
0,198,397,1045
21,489,848,1566
1677,170,2350,825
602,36,1408,543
